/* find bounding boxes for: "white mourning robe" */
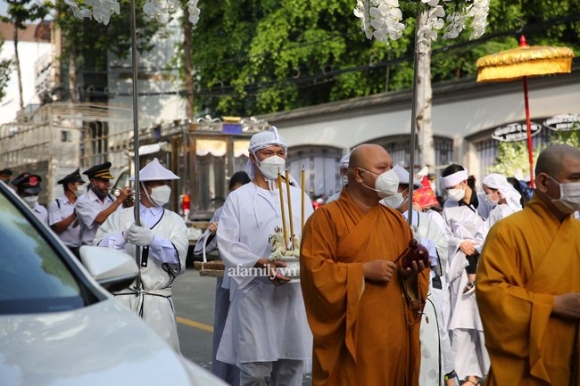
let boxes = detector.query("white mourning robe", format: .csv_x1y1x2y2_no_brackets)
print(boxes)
442,201,490,379
215,181,314,368
194,206,240,385
94,205,188,352
475,203,521,254
405,210,455,385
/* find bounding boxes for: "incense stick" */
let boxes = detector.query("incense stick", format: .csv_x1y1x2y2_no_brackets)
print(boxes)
277,172,288,250
301,168,305,230
285,169,295,249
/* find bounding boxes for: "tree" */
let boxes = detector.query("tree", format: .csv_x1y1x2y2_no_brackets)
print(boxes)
0,38,11,102
1,0,50,115
488,128,580,178
181,1,579,118
487,141,532,179
54,0,161,103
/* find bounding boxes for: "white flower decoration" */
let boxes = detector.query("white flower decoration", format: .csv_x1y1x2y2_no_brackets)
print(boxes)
354,0,489,50
64,0,200,26
187,0,201,25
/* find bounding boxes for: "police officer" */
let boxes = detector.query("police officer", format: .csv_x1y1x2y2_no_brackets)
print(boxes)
0,168,13,184
75,162,131,246
12,172,48,224
48,169,86,258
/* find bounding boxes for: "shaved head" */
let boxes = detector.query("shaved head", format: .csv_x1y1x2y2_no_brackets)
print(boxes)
534,144,580,220
536,144,580,177
349,144,391,170
347,144,393,211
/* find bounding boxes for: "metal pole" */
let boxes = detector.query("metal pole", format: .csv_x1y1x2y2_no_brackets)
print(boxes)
130,0,141,224
406,11,422,226
522,76,535,188
130,0,142,288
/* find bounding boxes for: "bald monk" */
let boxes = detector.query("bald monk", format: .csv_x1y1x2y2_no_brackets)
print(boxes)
300,144,430,386
477,144,580,386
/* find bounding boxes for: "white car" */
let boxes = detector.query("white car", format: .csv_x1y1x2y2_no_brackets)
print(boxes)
0,182,226,386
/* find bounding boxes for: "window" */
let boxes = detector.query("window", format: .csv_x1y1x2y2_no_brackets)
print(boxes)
286,146,343,199
0,193,83,314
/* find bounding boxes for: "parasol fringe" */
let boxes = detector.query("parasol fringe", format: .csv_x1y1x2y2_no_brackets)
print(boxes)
477,58,573,82
476,46,574,67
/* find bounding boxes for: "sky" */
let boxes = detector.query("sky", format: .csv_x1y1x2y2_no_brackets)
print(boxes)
0,1,55,19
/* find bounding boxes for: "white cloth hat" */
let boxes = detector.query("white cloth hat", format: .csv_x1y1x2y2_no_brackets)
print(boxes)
392,164,422,189
339,153,350,169
130,158,179,181
249,126,287,154
246,126,288,180
482,173,522,211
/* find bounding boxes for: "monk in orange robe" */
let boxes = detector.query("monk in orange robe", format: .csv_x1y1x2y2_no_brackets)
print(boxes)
477,144,580,386
300,144,429,386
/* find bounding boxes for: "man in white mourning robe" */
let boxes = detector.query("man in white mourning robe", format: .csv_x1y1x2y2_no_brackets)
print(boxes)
216,127,314,386
385,165,459,386
194,171,251,386
94,158,188,352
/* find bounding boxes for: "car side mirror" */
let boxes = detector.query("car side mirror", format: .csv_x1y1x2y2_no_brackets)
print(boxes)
79,246,139,292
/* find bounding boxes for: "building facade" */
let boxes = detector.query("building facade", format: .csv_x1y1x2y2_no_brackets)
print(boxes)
260,68,580,199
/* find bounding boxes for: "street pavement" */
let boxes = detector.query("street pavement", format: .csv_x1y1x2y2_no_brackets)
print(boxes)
173,267,313,385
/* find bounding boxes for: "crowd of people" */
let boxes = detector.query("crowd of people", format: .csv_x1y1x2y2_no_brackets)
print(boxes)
1,138,579,386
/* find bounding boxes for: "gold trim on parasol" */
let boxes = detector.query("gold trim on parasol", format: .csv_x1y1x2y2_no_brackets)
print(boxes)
476,39,574,82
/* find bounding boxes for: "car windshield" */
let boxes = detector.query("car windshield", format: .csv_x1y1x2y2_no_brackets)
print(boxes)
0,192,84,314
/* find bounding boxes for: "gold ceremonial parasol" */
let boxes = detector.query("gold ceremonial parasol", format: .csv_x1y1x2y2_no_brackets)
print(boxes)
476,35,575,188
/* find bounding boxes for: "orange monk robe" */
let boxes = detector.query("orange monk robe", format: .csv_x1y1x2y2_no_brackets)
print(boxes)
477,195,580,386
300,191,429,386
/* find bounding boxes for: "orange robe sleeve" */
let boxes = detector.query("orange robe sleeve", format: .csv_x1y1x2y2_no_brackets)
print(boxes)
476,196,580,386
300,193,429,386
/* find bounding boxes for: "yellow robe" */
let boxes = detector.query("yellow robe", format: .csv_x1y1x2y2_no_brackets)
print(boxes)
300,191,429,386
477,195,580,386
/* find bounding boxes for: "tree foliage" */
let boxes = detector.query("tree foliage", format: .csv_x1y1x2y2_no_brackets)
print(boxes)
185,0,580,117
1,0,51,111
0,0,50,28
488,129,580,177
0,38,11,102
487,141,533,178
55,0,162,97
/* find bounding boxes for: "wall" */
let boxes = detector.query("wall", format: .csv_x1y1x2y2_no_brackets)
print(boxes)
260,68,580,184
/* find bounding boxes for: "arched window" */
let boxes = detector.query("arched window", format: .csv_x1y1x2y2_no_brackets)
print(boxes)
363,135,454,171
286,146,344,200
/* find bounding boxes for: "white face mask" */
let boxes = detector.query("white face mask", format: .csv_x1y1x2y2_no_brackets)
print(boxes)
383,192,407,210
150,185,171,207
255,155,286,180
548,176,580,214
447,188,465,202
361,169,399,198
485,193,500,206
341,175,348,186
74,186,85,198
23,195,38,208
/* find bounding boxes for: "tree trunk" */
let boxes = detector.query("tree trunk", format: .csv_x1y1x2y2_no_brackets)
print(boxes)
12,23,24,118
68,48,77,103
182,6,194,119
415,29,435,170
